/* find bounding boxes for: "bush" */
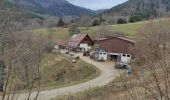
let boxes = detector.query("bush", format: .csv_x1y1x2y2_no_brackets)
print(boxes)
117,18,127,24
129,15,141,23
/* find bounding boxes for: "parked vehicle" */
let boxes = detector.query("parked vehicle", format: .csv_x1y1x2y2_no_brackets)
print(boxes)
65,51,69,54
70,53,75,56
115,62,128,69
83,51,90,56
90,52,94,59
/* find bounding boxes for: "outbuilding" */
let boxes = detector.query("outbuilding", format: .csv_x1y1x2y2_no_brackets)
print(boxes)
54,40,67,50
98,37,135,63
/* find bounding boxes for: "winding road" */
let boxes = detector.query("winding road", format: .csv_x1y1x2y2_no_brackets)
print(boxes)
4,53,120,100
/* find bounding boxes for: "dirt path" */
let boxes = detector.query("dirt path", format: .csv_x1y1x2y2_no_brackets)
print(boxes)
3,53,120,100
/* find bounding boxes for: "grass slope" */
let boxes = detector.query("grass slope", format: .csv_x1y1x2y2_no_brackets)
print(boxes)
52,66,157,100
33,21,146,40
9,53,98,91
33,28,70,40
80,22,145,37
39,53,99,89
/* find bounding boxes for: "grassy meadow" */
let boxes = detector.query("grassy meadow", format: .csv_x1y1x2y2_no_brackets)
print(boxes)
33,18,169,40
32,21,148,40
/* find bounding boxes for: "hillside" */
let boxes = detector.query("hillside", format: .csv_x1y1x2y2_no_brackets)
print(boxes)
33,18,167,41
103,0,170,19
33,21,148,41
0,3,43,24
5,0,96,17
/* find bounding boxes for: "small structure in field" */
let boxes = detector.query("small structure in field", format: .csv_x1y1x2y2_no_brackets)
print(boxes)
67,34,94,52
98,37,135,63
55,40,67,50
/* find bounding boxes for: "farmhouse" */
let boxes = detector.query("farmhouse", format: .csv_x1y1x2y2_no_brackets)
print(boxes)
67,34,94,52
98,37,135,63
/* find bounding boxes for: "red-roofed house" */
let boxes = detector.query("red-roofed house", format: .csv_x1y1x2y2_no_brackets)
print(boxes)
67,34,94,52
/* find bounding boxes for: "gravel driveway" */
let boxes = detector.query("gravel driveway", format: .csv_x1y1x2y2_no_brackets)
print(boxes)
3,53,120,100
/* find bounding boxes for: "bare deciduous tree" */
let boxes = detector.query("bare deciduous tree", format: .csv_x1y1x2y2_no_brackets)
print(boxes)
119,19,170,100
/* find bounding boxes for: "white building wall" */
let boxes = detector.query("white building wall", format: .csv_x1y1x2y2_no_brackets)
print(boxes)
120,54,131,63
79,43,91,52
54,45,59,49
98,51,107,60
108,53,132,63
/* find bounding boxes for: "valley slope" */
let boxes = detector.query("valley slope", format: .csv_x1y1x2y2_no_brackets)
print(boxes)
5,0,96,17
102,0,170,19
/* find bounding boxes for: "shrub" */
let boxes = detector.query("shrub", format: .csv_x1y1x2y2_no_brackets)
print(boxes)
129,15,141,23
117,18,127,24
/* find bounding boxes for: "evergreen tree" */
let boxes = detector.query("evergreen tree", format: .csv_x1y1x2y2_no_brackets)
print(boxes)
57,18,65,27
99,16,105,23
92,19,100,26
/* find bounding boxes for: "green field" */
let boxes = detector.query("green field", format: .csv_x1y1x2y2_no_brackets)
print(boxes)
33,28,70,40
79,22,145,37
33,19,163,40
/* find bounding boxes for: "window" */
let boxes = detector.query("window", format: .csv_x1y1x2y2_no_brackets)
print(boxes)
123,54,126,57
100,50,104,52
127,55,131,57
100,53,103,55
103,53,106,55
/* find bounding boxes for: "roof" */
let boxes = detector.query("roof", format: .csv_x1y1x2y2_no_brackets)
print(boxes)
56,40,67,46
93,38,108,41
100,36,135,43
69,34,87,44
95,48,106,52
117,37,136,43
98,36,135,54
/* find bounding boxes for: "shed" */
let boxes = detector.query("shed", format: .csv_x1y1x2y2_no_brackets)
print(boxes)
55,40,67,49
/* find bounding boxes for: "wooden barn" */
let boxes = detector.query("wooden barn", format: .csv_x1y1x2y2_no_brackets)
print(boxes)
98,37,135,63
